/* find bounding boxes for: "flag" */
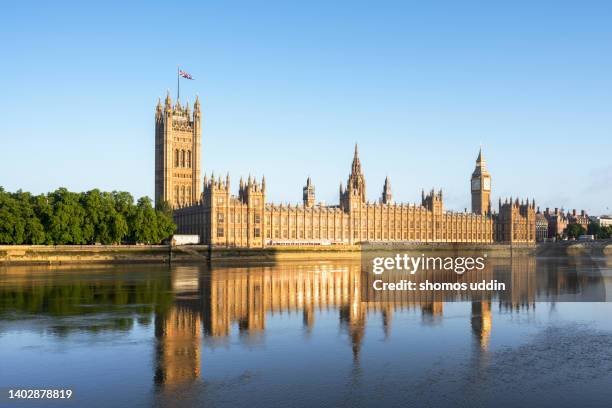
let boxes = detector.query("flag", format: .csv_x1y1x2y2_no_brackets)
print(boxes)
179,70,194,80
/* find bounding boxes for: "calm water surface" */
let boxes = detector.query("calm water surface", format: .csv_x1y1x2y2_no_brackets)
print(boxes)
1,257,612,408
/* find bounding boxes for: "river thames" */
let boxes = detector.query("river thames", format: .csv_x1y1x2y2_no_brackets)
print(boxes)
1,256,612,407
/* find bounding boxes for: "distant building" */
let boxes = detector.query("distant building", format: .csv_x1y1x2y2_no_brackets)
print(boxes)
535,210,548,242
543,207,590,238
590,215,612,227
543,208,568,238
567,209,589,231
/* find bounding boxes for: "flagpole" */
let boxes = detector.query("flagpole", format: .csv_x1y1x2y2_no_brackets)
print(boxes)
177,66,180,102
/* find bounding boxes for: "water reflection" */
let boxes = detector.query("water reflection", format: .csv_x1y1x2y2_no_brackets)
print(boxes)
0,256,610,395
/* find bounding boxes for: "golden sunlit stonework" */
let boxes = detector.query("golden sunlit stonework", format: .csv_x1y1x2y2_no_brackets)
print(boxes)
159,95,536,246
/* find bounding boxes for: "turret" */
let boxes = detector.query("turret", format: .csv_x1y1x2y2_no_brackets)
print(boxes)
381,176,393,204
194,94,201,113
303,176,315,208
164,91,172,110
155,97,163,119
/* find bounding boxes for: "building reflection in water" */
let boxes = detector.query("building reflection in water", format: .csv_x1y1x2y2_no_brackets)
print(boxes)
153,255,605,388
154,268,201,389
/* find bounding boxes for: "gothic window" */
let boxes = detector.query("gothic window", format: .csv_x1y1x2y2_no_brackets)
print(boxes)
175,186,179,204
217,228,224,238
174,149,179,167
187,150,192,168
181,186,186,203
254,228,261,238
181,150,185,167
254,214,261,224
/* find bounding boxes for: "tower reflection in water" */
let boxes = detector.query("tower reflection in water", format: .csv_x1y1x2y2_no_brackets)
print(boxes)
154,257,547,388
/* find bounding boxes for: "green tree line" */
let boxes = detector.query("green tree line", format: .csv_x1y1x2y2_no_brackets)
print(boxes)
0,187,175,244
587,222,612,239
565,222,612,239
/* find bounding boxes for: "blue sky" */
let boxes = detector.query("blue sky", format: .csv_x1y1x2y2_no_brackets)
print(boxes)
1,1,611,214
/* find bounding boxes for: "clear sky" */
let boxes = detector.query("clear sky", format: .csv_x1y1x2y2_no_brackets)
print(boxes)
1,1,611,214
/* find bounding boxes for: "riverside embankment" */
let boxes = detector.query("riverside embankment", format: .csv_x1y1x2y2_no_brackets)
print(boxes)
0,242,557,265
1,241,609,265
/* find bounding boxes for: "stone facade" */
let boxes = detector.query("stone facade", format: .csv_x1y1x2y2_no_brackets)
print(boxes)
155,94,202,208
164,96,535,247
535,211,549,242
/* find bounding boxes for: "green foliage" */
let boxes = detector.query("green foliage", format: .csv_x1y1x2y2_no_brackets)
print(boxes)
587,222,612,239
0,187,175,244
565,223,586,239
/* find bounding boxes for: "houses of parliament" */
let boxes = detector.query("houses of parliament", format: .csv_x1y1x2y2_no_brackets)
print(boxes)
155,93,535,247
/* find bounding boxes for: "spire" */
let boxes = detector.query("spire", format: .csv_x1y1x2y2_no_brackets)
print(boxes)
261,175,266,191
194,94,200,110
164,90,172,108
472,146,488,178
382,175,392,204
476,148,484,168
351,143,361,171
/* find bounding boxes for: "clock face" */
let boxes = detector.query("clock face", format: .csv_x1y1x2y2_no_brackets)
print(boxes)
471,178,481,190
483,178,491,191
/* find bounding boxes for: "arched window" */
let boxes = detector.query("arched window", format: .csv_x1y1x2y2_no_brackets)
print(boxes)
180,150,185,167
181,185,186,203
174,149,179,167
187,150,192,168
175,186,179,205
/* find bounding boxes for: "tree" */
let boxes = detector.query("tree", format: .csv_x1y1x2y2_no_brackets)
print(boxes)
0,187,175,245
0,189,24,244
129,197,159,244
47,188,87,244
566,223,586,239
589,222,612,239
12,191,45,244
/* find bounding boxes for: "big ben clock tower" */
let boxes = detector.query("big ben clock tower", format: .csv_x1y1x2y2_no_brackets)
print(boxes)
471,147,491,215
